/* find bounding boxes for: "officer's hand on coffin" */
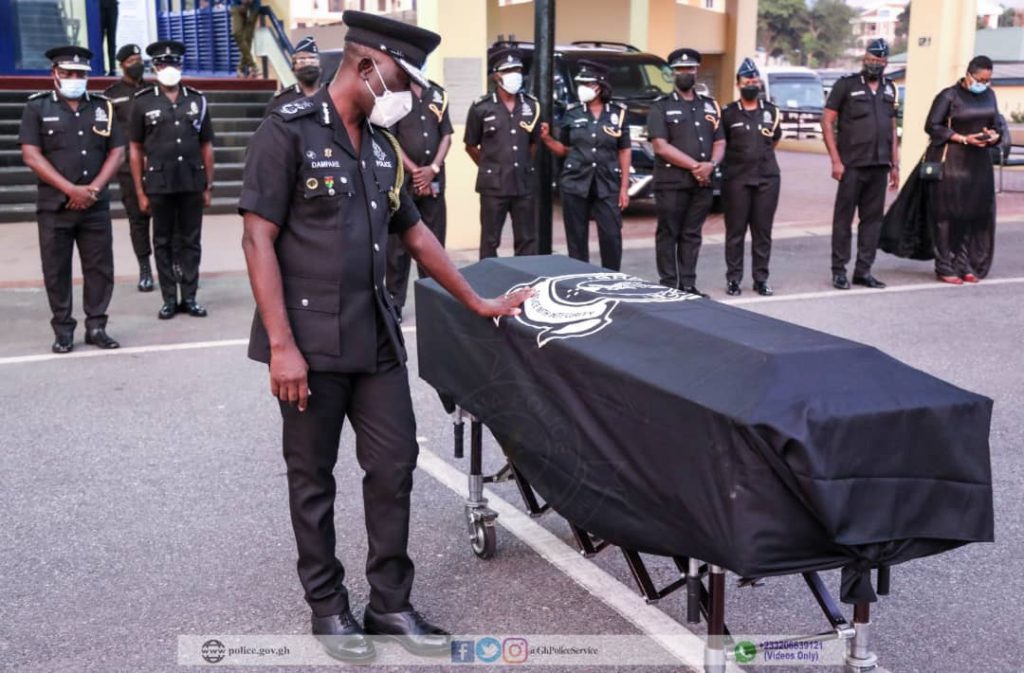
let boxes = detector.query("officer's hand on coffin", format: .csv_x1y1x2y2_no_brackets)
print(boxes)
474,286,535,318
270,343,310,412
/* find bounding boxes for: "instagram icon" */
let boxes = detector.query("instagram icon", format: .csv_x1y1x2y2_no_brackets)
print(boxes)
502,637,529,664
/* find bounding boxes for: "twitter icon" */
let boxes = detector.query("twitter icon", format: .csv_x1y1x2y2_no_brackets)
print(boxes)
476,637,502,663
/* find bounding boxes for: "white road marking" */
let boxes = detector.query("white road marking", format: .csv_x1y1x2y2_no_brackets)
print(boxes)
0,326,419,368
416,446,742,672
724,276,1024,306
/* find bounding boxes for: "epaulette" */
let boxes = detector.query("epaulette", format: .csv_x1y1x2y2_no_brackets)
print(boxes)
611,101,628,112
91,92,109,101
272,97,318,120
27,91,48,101
565,102,584,112
134,86,159,98
273,84,299,99
653,93,669,102
183,84,204,96
522,91,539,102
427,79,446,94
472,92,492,105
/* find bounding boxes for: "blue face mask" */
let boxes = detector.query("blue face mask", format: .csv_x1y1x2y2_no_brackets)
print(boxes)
968,80,989,95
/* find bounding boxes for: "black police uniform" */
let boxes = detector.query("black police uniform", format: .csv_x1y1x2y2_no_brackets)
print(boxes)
557,101,630,270
18,89,122,341
464,89,540,259
825,73,898,277
720,99,782,285
385,81,453,310
240,87,423,617
104,74,151,262
130,83,214,305
647,90,724,289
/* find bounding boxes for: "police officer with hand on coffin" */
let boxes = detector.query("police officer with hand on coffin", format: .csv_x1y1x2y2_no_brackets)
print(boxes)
130,40,215,319
264,36,323,117
384,66,453,316
539,59,630,271
239,10,531,663
821,37,899,291
19,46,123,353
104,43,156,292
647,47,724,296
720,58,782,297
464,46,540,259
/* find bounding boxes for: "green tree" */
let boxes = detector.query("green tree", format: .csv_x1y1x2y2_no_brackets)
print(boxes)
802,0,856,67
998,8,1019,27
892,2,911,55
757,0,808,61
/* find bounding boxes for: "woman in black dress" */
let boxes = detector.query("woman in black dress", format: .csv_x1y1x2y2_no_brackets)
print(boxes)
925,55,1001,284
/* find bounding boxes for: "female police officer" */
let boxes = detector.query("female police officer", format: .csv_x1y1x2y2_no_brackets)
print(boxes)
720,58,782,296
539,60,630,270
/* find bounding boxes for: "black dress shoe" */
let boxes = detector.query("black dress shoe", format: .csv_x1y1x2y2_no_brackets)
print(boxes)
311,611,376,663
158,298,179,320
51,335,74,354
832,273,850,290
179,299,208,317
680,285,709,298
85,328,120,349
725,281,742,296
753,280,774,296
364,607,450,657
852,274,887,289
138,258,154,293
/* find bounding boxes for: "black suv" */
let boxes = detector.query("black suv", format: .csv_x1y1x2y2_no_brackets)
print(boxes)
490,39,675,201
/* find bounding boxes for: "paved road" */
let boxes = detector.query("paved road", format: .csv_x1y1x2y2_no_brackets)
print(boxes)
2,222,1022,672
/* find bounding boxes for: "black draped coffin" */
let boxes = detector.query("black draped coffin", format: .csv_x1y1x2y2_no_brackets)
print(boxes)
415,256,994,602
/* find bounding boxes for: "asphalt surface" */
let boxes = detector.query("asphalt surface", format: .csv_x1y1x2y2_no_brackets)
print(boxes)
2,223,1023,673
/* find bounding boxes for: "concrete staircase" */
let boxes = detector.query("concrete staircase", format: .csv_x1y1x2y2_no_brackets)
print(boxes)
0,85,274,224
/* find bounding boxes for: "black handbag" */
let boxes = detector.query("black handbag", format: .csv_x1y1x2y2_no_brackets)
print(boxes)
919,120,951,182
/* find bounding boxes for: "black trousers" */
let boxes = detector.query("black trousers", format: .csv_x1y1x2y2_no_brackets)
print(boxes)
722,177,780,284
117,171,152,260
385,192,447,310
279,362,419,617
149,192,203,302
99,0,118,73
37,207,114,338
479,193,537,259
831,165,888,276
561,185,623,271
654,186,714,288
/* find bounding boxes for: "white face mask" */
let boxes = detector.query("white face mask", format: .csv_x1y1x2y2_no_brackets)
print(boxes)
364,61,413,127
157,66,182,87
500,71,523,95
577,84,598,103
57,77,87,100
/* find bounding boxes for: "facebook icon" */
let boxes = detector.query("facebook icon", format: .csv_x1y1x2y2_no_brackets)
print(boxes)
451,640,476,663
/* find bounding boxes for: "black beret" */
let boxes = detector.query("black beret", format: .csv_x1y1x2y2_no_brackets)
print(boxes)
866,38,890,57
294,36,318,55
45,45,93,71
488,47,524,73
116,44,142,62
573,59,608,84
343,10,440,88
737,57,760,78
668,48,701,68
146,40,186,62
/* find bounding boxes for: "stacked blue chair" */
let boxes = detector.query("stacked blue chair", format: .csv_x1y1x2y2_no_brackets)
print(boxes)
181,8,198,73
156,0,172,42
212,3,231,75
196,6,215,75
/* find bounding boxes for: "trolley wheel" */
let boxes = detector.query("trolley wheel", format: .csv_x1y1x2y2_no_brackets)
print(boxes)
470,519,497,559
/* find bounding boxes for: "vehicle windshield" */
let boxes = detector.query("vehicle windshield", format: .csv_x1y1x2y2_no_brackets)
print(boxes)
768,76,825,109
596,60,674,100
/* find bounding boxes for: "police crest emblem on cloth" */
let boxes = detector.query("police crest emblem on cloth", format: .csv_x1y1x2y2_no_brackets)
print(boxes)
499,273,701,347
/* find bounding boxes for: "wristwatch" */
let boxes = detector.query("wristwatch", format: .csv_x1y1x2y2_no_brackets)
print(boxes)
430,163,441,174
